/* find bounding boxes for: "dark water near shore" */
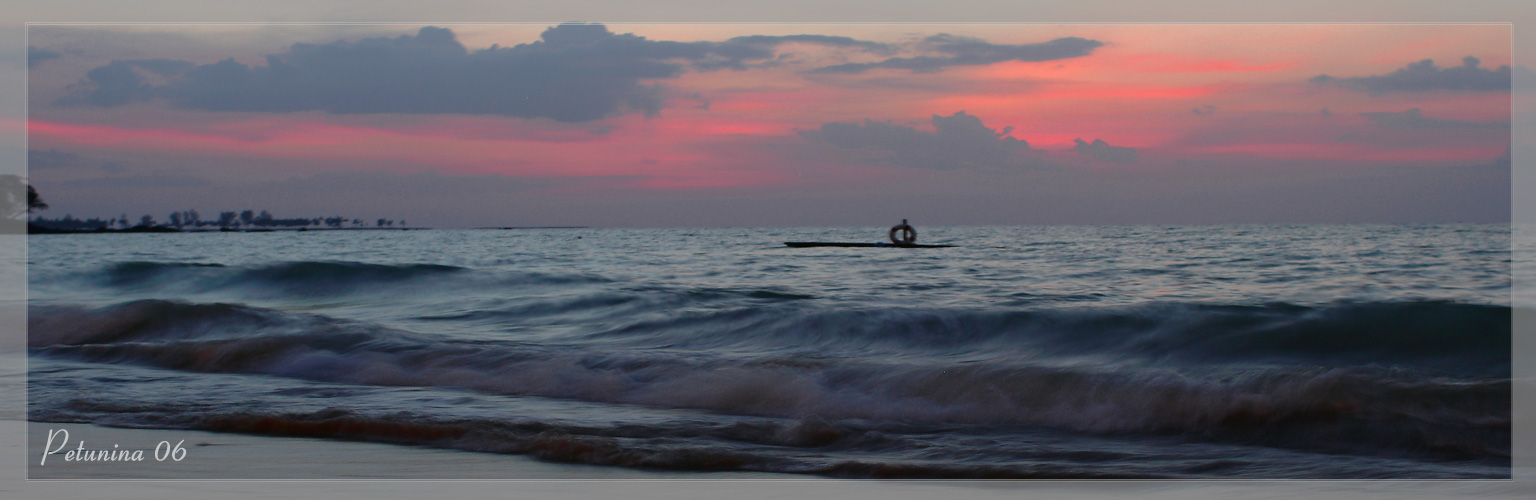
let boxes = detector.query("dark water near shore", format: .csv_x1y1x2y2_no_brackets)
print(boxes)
26,224,1512,478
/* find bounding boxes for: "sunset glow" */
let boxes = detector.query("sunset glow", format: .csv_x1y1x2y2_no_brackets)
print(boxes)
24,23,1511,226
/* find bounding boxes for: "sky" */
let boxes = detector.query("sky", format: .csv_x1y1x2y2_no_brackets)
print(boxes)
22,23,1514,227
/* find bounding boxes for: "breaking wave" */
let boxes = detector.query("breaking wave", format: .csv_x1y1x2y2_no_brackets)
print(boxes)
29,299,1511,462
83,260,609,296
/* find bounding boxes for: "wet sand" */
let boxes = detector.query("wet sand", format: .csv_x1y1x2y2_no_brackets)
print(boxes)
6,420,1534,500
22,421,781,479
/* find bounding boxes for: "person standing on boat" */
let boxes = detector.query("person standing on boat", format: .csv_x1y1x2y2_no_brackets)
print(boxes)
889,219,917,245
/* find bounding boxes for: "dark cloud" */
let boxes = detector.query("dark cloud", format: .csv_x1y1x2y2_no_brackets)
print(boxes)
57,24,895,122
680,91,711,110
1071,138,1137,164
1359,108,1507,130
263,170,547,197
28,149,79,169
1192,105,1215,116
727,34,892,52
61,175,210,188
28,47,62,68
1311,56,1510,93
1321,108,1332,118
26,149,136,173
799,111,1051,170
719,34,896,67
810,34,1102,74
60,58,196,106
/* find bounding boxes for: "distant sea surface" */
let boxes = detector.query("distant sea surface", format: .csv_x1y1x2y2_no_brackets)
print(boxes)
27,224,1512,478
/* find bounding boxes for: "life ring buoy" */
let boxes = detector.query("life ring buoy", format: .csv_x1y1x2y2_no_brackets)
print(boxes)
889,220,916,245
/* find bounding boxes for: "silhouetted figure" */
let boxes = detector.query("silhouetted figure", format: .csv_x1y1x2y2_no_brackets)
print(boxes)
889,219,916,245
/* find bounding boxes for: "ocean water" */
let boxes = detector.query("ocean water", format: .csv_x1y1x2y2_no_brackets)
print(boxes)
25,224,1512,478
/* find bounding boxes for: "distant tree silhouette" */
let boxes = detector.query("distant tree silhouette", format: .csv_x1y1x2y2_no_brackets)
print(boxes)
21,191,406,231
29,214,114,230
28,185,47,213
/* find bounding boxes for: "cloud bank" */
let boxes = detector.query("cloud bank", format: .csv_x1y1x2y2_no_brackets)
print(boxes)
60,175,210,188
1071,138,1137,164
799,111,1049,170
1359,108,1508,130
810,34,1102,74
57,24,893,122
1311,56,1510,93
28,47,62,68
28,149,80,169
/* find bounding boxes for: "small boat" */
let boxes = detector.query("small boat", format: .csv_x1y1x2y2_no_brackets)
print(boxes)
784,220,955,248
784,241,955,248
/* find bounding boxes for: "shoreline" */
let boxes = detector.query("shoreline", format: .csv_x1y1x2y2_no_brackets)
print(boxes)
24,225,430,235
22,421,788,480
7,420,1533,500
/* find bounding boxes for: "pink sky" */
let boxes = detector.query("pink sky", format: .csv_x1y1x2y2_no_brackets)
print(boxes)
23,24,1512,226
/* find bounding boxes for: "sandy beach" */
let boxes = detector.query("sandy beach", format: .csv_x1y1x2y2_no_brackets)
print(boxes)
22,421,784,480
6,419,1535,500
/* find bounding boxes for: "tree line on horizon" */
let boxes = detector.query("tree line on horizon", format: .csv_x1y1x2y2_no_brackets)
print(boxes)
8,177,408,232
31,209,406,231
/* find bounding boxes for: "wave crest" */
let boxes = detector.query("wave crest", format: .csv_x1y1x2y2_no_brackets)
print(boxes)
28,300,1509,460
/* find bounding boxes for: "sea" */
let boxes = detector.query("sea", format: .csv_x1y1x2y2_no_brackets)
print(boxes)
24,224,1514,479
